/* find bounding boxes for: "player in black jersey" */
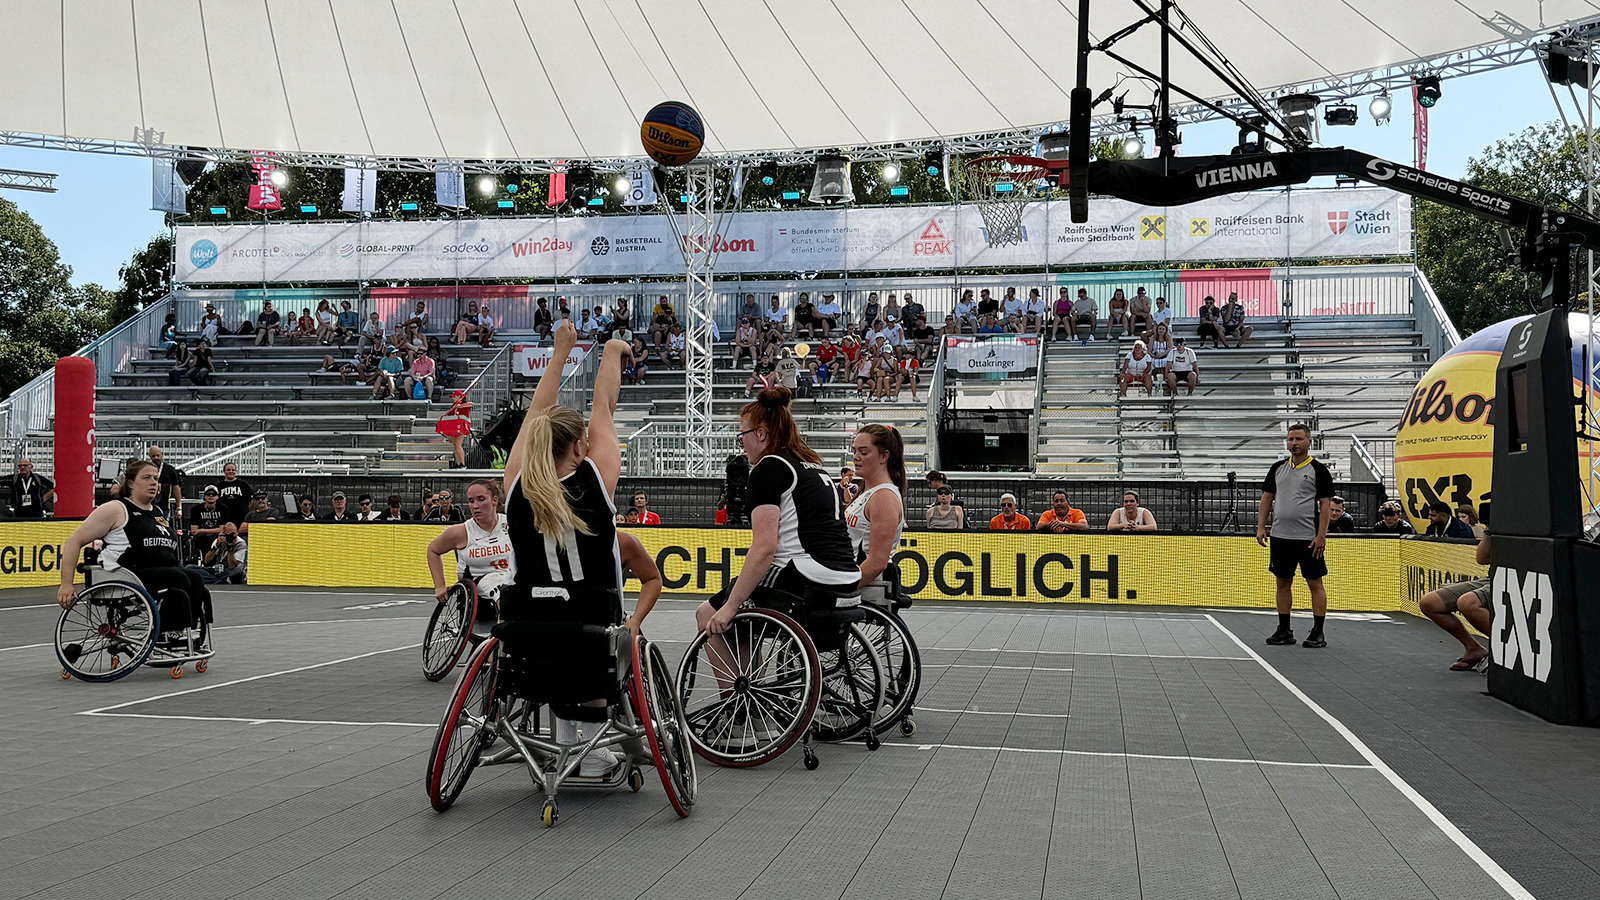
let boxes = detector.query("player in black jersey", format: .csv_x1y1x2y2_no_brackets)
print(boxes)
698,386,860,636
56,460,213,638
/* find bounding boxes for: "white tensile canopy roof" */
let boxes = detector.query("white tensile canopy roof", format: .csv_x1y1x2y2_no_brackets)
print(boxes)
1,0,1595,164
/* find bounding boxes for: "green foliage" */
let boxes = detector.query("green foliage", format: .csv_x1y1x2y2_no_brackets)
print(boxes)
0,198,115,398
1416,122,1590,334
111,234,172,325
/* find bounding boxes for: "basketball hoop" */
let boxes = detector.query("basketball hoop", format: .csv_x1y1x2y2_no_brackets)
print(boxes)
964,155,1053,247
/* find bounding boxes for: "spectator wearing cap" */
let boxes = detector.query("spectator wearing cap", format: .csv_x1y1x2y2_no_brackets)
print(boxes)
926,486,964,530
373,346,404,399
989,493,1031,531
190,485,226,554
1327,496,1357,533
925,471,962,510
215,463,253,526
293,496,319,521
882,314,904,348
240,490,280,535
734,316,760,368
6,458,54,519
355,493,381,521
323,491,356,522
1371,501,1414,534
1036,490,1089,532
200,522,248,584
199,303,226,343
631,491,662,525
377,493,410,522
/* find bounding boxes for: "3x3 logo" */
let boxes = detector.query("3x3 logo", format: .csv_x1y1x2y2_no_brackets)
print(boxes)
1491,566,1553,682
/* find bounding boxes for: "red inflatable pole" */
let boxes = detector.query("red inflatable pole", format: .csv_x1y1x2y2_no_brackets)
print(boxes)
53,357,95,518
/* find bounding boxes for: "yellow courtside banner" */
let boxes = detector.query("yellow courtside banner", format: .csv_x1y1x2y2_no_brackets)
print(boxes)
235,523,1487,616
0,520,81,589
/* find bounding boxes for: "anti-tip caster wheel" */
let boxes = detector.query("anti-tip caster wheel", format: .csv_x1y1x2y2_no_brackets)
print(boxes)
110,656,119,669
195,660,208,673
864,732,880,751
169,667,183,679
628,767,644,793
804,751,819,771
541,800,559,828
900,718,916,737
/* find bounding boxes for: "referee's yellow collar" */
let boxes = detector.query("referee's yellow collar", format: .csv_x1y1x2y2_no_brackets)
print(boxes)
1289,455,1315,470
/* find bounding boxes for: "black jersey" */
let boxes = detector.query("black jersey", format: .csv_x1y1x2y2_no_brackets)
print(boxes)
747,452,858,588
101,499,180,571
192,505,224,533
215,478,252,525
504,458,621,622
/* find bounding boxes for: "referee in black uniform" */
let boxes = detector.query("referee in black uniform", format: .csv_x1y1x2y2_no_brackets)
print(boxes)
1256,423,1335,648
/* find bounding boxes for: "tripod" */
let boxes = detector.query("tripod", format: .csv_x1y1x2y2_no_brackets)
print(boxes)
1220,470,1240,533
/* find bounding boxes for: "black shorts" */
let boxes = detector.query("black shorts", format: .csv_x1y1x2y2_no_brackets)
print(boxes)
706,562,855,612
1268,537,1328,580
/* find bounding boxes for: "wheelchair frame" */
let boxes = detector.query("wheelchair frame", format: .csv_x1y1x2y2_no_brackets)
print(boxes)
55,566,215,682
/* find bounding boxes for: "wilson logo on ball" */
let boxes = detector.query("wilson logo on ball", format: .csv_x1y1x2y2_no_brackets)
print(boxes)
641,101,705,167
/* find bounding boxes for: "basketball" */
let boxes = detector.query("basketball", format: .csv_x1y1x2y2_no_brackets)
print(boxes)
641,101,705,167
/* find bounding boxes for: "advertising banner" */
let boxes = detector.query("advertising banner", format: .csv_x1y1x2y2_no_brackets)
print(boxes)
943,336,1038,375
175,187,1408,283
512,341,596,378
0,520,82,589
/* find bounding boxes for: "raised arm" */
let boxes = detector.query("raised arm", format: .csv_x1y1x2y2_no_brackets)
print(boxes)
505,321,578,492
585,339,630,497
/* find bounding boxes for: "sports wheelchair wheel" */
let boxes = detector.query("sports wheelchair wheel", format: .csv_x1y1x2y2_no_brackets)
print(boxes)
630,636,696,817
857,605,921,736
422,580,478,682
676,608,820,768
426,637,499,811
55,582,160,682
812,623,885,744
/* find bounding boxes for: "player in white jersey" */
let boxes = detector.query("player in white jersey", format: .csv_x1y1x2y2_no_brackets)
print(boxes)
427,480,514,617
846,425,907,606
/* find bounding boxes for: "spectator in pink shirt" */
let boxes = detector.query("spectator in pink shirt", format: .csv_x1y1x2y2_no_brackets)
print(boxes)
405,352,436,400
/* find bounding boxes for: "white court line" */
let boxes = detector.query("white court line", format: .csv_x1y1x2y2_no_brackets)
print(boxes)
0,603,60,612
1204,614,1534,900
77,642,421,717
884,741,1376,770
918,706,1072,719
0,618,425,655
913,609,1208,621
0,642,51,653
79,712,435,728
924,663,1074,672
926,646,1249,661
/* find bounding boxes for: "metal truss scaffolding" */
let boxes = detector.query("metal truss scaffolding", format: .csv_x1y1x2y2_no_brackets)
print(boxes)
680,165,720,478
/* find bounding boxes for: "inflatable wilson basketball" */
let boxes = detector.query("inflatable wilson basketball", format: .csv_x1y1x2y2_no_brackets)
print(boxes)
641,102,705,167
1393,313,1600,531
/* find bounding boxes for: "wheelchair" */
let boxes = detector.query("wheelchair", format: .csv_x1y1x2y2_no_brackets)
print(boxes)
421,576,501,682
55,562,215,682
675,586,887,771
425,589,695,827
858,572,922,738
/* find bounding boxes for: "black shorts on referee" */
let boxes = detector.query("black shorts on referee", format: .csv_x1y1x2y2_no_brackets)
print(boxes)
1268,536,1327,580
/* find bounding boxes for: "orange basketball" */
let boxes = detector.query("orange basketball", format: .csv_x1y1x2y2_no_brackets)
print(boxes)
641,101,705,167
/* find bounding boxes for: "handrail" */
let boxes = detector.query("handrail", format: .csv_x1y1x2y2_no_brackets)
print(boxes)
183,435,268,475
1413,268,1461,361
556,342,602,412
1028,336,1046,474
1348,433,1384,486
459,342,514,433
625,422,657,476
924,337,948,473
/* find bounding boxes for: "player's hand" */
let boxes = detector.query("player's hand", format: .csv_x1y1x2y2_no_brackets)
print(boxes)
434,586,449,604
1310,535,1326,558
553,319,578,350
56,583,76,609
624,613,643,640
707,603,739,635
1255,526,1269,548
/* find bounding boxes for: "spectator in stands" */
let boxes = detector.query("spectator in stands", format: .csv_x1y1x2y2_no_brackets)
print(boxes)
631,492,662,525
404,351,436,400
475,303,496,347
775,347,801,391
861,293,882,331
666,323,686,368
6,458,53,518
190,485,225,553
626,338,649,384
401,322,427,358
240,490,280,534
746,353,776,396
896,351,921,401
1108,490,1159,532
1196,295,1223,348
323,491,355,522
1023,289,1045,334
836,467,860,508
953,290,978,333
359,312,385,352
902,295,926,330
1147,323,1172,389
1129,287,1153,335
1165,337,1200,396
1258,424,1335,648
1119,341,1155,397
529,298,551,342
377,493,410,522
1106,288,1129,340
168,341,213,385
294,497,319,521
815,293,841,336
1071,288,1098,343
335,301,361,346
574,308,597,338
976,289,1001,320
990,493,1031,531
883,315,906,350
1221,292,1254,348
924,472,962,509
1003,313,1025,335
926,486,963,529
318,354,357,385
403,301,429,333
1456,503,1486,538
254,299,283,344
793,293,821,339
1371,500,1414,534
977,314,1003,335
1419,530,1494,670
763,295,788,336
592,307,611,338
739,293,761,322
148,447,182,511
912,315,938,363
1327,496,1357,533
314,300,338,345
1048,288,1073,341
433,490,467,523
200,303,225,343
1001,287,1024,324
650,298,677,357
356,493,380,521
871,347,898,400
1146,296,1172,343
1036,491,1089,532
557,297,572,324
809,336,839,384
372,347,404,399
289,306,315,344
1425,501,1475,538
215,463,252,526
160,313,180,357
200,523,247,584
454,300,481,343
884,293,903,324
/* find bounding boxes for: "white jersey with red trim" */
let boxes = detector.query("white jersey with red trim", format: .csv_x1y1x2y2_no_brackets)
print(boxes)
457,513,516,595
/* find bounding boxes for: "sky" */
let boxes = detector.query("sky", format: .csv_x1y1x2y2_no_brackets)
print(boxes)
0,60,1574,289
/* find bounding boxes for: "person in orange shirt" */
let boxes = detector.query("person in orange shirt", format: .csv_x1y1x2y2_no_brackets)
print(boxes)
989,493,1030,531
1035,491,1089,532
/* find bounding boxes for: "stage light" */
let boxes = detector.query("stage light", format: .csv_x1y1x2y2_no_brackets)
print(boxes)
924,148,943,177
208,206,227,216
567,164,594,204
760,161,778,186
497,199,514,209
614,175,630,193
269,170,288,188
882,162,900,182
1323,104,1358,126
478,176,497,195
1416,75,1441,108
781,189,802,202
890,185,910,198
299,204,318,214
808,154,853,205
1122,131,1144,158
175,153,209,186
399,201,419,212
1370,92,1392,124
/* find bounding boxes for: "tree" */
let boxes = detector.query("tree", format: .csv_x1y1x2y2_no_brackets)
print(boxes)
111,234,172,325
1415,122,1590,334
0,198,113,398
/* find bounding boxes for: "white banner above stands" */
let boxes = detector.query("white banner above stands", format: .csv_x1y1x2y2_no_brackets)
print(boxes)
944,336,1040,375
512,342,595,378
174,187,1408,284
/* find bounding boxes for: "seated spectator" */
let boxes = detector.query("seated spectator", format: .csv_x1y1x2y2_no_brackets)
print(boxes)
1165,337,1200,396
575,307,599,338
377,493,410,522
1196,295,1223,348
1003,314,1023,334
746,353,776,396
631,492,662,525
1129,287,1153,335
1418,532,1493,670
815,294,842,337
1456,503,1486,538
623,341,647,385
1023,289,1046,334
475,303,497,347
977,314,1003,334
593,307,611,337
1106,291,1129,341
529,298,551,341
738,293,762,323
731,316,760,368
925,471,962,509
1050,287,1073,341
359,312,386,352
335,301,361,346
401,322,427,356
1108,490,1158,532
168,341,214,385
809,336,839,384
405,351,436,400
189,485,226,554
1425,501,1475,538
160,313,180,357
926,487,964,529
1327,496,1357,533
356,493,381,521
902,295,925,330
793,293,820,339
1147,323,1172,386
976,289,1000,319
625,508,642,525
199,303,226,343
1371,500,1414,534
1070,289,1098,342
882,315,904,349
322,491,356,522
884,293,903,324
869,347,897,401
294,496,319,521
1145,296,1172,342
403,300,429,333
418,489,466,523
764,295,789,335
240,490,280,535
861,293,882,331
953,290,978,333
666,323,687,368
938,314,962,345
318,354,357,385
372,347,404,399
315,300,338,345
1221,292,1254,348
1119,341,1154,397
897,351,921,401
254,301,282,346
200,523,247,584
289,307,317,345
989,493,1031,531
650,298,677,356
1035,491,1089,532
1002,288,1024,324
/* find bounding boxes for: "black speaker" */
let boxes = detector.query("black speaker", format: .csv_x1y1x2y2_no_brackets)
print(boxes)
1491,310,1580,538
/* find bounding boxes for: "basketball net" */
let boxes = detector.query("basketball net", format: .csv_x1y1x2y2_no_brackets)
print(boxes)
964,156,1050,247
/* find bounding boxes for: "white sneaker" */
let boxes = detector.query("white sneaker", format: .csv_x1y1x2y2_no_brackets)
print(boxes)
579,747,619,777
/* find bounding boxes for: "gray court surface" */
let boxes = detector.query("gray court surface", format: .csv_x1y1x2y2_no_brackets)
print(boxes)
2,587,1597,900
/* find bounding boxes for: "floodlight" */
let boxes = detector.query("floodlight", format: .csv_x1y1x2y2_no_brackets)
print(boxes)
760,161,778,186
269,170,288,188
924,149,943,177
1323,104,1359,126
478,176,497,195
882,162,900,182
890,185,909,198
567,164,594,204
614,176,631,193
781,189,802,202
496,199,514,209
1416,75,1441,108
1122,131,1144,158
1370,93,1392,124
